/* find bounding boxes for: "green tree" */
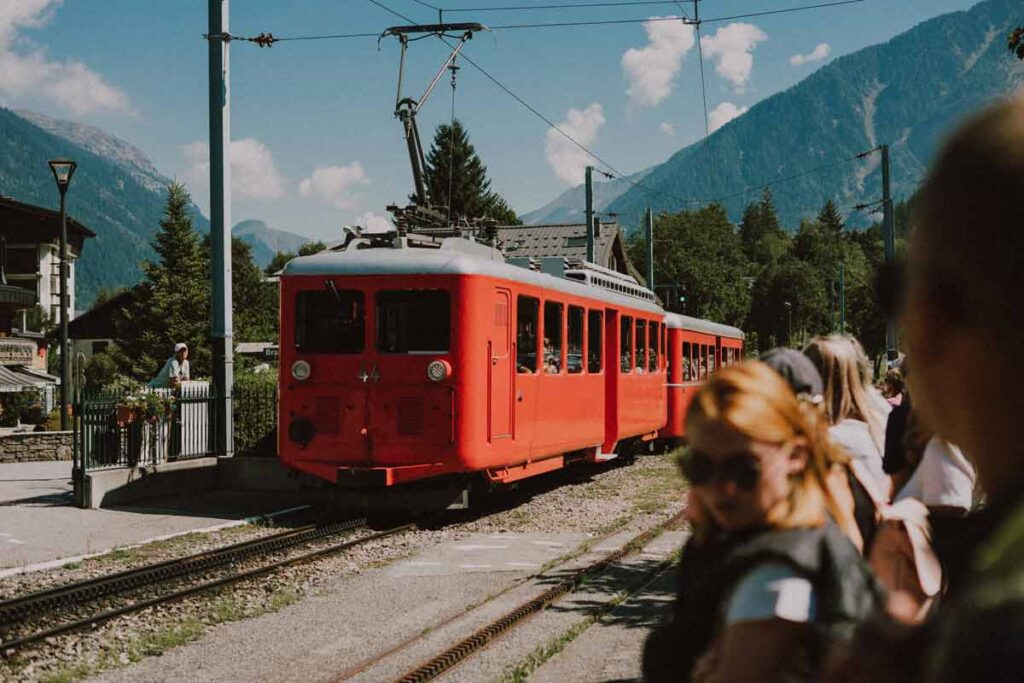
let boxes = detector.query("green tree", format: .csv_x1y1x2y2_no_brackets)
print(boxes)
265,250,294,276
817,199,845,234
115,182,211,379
425,120,520,225
297,241,326,256
631,204,751,326
200,236,278,345
739,188,788,268
748,257,829,348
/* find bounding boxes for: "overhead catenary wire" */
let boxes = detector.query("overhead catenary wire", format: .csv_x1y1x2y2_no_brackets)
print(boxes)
446,0,696,13
693,3,717,200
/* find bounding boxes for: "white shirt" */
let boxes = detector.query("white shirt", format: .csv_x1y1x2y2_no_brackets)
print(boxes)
725,561,817,624
149,357,190,388
829,419,887,490
895,438,976,510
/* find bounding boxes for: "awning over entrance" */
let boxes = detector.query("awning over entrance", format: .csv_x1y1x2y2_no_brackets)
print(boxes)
0,365,58,392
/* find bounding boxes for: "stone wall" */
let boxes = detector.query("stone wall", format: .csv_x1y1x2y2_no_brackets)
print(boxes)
0,432,73,463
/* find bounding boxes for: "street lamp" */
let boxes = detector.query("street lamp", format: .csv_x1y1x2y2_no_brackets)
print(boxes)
783,301,793,347
48,158,76,431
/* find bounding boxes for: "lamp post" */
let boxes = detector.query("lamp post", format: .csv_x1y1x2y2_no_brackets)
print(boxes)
783,301,792,347
48,158,76,431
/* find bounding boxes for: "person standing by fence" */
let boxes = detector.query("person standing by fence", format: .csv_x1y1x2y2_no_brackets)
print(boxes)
148,342,190,389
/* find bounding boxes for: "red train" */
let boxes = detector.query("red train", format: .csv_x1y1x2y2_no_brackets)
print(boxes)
277,235,743,495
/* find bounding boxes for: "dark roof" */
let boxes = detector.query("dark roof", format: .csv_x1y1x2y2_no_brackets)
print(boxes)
495,222,618,266
0,196,96,252
0,284,35,308
67,288,135,340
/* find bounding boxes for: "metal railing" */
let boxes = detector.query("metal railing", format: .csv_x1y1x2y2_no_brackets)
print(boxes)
74,384,217,471
73,382,278,471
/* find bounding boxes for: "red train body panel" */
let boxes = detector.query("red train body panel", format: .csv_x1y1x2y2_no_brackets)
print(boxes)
278,239,675,488
659,313,746,443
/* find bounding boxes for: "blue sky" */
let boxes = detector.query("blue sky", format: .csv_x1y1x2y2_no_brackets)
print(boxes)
1,0,980,241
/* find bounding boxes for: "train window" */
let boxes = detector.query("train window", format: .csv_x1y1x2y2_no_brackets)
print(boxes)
621,316,633,373
700,344,708,379
376,290,451,354
635,319,647,373
295,289,364,354
544,301,564,374
682,341,691,381
567,306,584,374
709,346,716,374
648,321,658,372
588,310,603,373
517,296,539,373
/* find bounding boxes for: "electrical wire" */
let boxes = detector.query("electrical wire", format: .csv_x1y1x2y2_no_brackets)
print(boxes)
447,0,693,13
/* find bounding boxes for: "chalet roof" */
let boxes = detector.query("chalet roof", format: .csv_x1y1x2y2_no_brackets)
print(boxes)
67,288,134,340
495,222,618,266
0,196,96,250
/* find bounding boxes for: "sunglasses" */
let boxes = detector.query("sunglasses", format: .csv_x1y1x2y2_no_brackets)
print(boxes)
679,450,762,491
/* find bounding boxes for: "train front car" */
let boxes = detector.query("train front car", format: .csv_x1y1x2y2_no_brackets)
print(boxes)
278,236,668,498
660,313,745,445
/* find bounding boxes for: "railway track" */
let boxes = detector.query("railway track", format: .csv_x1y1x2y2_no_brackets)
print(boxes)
334,510,685,683
0,516,413,654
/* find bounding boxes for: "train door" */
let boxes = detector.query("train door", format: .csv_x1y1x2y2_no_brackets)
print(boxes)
603,308,619,450
489,288,513,440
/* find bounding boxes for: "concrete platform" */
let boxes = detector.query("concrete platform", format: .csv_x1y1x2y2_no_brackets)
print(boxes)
0,459,311,573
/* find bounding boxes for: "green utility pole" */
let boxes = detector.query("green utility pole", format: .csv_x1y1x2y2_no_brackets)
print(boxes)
209,0,233,456
882,144,897,361
839,260,846,334
644,207,654,291
585,166,594,263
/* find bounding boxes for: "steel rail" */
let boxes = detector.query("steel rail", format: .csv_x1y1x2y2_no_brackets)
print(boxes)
392,511,685,683
333,510,665,681
0,517,365,626
0,522,413,653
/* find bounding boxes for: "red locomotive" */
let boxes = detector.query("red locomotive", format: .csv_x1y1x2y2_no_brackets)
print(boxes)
277,234,743,495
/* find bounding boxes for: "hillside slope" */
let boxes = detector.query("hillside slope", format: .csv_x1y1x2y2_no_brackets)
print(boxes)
602,0,1023,230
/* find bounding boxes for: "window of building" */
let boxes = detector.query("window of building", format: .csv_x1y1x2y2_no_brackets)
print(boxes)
588,310,603,373
544,301,564,374
92,340,109,355
567,306,584,374
376,290,450,353
295,289,364,354
683,341,691,381
621,316,633,373
635,319,647,373
648,321,658,372
517,296,539,373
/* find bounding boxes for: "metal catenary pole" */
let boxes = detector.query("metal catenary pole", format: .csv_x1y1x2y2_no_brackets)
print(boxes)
644,207,654,292
58,188,70,431
881,144,897,361
209,0,233,455
839,259,846,334
585,165,594,262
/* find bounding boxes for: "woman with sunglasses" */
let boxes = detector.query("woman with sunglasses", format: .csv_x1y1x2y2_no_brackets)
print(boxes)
644,361,881,682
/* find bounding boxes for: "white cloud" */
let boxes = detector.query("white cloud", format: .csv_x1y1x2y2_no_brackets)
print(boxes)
699,22,767,91
659,122,675,137
298,162,369,210
0,0,130,115
545,103,605,186
708,102,748,133
356,211,392,233
790,42,831,66
621,17,695,108
183,138,287,202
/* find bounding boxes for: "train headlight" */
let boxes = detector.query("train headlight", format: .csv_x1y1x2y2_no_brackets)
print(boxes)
427,360,451,382
291,360,312,381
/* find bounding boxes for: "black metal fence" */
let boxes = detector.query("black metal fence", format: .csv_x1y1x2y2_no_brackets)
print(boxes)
74,383,277,471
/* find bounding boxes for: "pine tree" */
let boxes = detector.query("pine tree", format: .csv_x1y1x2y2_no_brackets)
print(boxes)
115,183,211,379
425,120,520,224
817,199,845,234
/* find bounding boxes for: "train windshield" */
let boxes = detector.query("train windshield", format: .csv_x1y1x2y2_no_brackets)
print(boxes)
295,289,365,353
376,290,451,353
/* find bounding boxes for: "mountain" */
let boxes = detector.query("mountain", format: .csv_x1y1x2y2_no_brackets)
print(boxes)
534,0,1024,232
521,168,652,225
233,219,312,268
0,107,208,307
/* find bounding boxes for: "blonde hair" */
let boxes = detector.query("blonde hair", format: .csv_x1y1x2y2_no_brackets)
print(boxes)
685,361,858,542
803,335,886,453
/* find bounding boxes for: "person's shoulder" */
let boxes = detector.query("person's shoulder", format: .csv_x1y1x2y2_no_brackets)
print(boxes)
725,560,817,625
